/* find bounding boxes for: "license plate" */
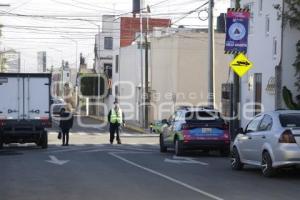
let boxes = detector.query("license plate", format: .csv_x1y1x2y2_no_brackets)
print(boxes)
202,128,212,133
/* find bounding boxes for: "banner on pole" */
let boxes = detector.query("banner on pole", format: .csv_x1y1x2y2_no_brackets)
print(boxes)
224,8,250,54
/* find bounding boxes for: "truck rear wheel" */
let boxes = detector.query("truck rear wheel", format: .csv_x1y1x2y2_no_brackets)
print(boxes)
40,131,48,149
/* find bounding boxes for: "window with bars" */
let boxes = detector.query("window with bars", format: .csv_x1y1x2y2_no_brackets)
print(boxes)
265,15,270,36
254,73,262,115
104,37,113,50
244,2,255,35
258,0,263,14
115,55,119,73
273,37,278,58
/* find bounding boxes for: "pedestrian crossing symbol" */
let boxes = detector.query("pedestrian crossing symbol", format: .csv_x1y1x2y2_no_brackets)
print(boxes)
230,53,253,77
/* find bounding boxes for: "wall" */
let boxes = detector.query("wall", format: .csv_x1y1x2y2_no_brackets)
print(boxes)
239,0,282,127
281,25,300,108
150,30,229,120
120,17,171,47
119,43,145,123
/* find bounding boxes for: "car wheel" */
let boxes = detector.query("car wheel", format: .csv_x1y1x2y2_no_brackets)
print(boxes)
159,134,167,153
41,131,48,149
220,147,230,157
262,151,275,177
175,138,184,156
231,147,244,170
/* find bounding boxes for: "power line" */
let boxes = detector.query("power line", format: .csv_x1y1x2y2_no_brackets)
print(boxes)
171,1,209,25
49,0,110,12
69,0,124,12
7,0,33,12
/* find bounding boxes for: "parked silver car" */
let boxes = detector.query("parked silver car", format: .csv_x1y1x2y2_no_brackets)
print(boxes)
51,97,66,115
231,110,300,177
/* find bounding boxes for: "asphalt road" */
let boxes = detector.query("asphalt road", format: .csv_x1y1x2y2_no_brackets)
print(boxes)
1,116,300,200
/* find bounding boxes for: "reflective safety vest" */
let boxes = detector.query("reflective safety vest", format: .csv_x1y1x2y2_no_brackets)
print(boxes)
110,108,123,124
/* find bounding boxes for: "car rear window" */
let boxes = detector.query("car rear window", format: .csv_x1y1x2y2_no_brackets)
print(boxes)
279,114,300,128
185,111,221,121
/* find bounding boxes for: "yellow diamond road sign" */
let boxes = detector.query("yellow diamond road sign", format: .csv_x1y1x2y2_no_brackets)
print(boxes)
230,53,253,77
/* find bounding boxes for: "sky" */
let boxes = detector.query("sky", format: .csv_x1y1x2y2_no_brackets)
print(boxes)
0,0,230,72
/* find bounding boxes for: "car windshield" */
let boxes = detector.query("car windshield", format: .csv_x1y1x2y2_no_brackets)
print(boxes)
185,111,221,121
279,113,300,128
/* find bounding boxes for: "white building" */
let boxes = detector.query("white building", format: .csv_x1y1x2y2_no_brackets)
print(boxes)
94,15,120,113
37,51,47,73
237,0,300,127
1,50,21,73
119,42,145,123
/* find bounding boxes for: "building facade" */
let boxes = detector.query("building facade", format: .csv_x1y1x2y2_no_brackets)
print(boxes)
37,51,47,73
118,28,230,124
238,0,300,127
94,15,171,115
150,28,230,120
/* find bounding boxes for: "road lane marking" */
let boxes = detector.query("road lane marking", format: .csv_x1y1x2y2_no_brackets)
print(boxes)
46,155,69,165
115,146,156,152
164,156,209,165
46,146,102,154
109,153,223,200
114,151,155,154
82,148,125,153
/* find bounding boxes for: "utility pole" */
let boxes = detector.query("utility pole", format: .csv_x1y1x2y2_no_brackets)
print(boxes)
208,0,215,108
140,6,144,128
232,0,241,134
144,5,151,129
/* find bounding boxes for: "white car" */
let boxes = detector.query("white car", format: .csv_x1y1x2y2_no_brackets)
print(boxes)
231,110,300,177
51,97,66,114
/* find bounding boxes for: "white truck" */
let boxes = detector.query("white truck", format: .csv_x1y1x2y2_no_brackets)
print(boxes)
0,73,52,149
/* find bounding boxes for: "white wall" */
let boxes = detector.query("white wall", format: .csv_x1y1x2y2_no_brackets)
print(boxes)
94,15,121,114
119,44,144,122
282,25,300,108
239,0,282,127
150,31,229,120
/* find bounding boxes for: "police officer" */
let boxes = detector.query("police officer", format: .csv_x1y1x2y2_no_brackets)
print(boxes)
108,101,125,144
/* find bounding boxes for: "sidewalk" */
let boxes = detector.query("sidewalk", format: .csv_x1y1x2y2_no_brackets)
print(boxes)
88,115,158,136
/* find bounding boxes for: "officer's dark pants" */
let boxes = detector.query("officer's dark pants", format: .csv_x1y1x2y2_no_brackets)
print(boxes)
62,129,70,146
110,123,120,143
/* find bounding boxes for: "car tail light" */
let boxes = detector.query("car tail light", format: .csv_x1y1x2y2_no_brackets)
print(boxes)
223,123,229,130
279,130,296,143
223,123,230,140
0,117,6,127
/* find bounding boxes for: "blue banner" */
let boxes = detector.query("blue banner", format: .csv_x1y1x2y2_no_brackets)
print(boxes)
225,9,250,54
